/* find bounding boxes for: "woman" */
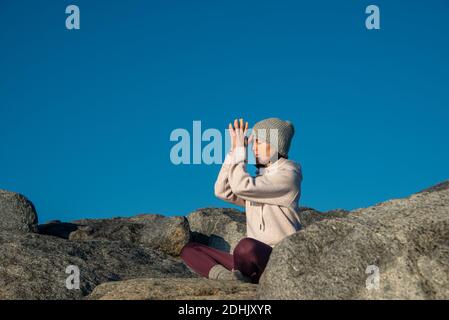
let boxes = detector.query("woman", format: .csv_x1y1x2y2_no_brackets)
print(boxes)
180,117,303,283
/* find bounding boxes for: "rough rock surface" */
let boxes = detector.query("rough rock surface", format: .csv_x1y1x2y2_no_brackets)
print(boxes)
2,180,449,300
38,221,78,239
88,278,258,300
186,207,349,253
187,208,246,252
67,214,190,256
297,207,349,228
258,180,449,299
0,230,197,299
0,190,38,233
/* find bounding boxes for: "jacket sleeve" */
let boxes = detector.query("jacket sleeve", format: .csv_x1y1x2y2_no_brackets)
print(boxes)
214,151,246,208
227,147,300,207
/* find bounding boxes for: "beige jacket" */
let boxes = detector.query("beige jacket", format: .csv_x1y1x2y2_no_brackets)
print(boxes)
214,147,303,247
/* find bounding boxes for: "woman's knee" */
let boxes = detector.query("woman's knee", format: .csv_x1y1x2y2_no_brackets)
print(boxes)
180,242,200,258
233,237,259,258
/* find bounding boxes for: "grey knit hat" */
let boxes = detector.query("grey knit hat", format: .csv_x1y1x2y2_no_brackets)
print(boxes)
252,118,295,158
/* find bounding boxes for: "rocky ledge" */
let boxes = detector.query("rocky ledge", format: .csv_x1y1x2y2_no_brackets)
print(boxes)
0,180,448,299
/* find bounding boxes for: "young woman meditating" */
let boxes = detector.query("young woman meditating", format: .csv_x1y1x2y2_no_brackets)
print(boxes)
180,117,303,283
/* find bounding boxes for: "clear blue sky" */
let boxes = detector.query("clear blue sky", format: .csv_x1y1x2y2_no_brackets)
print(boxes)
1,1,448,223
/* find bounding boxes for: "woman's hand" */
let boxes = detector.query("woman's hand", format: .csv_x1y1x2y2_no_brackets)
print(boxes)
229,118,249,152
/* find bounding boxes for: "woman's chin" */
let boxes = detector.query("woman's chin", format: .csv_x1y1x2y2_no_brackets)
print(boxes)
255,158,269,166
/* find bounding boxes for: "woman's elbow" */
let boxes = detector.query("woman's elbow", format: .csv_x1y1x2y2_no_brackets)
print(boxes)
214,190,224,200
214,183,227,200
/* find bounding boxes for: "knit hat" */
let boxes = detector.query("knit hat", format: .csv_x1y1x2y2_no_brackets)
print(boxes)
252,118,295,158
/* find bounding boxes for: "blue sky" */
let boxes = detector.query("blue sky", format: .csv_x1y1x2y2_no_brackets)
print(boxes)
1,0,448,223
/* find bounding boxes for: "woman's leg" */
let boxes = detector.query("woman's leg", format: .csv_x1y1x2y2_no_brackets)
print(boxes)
180,242,234,278
233,237,273,283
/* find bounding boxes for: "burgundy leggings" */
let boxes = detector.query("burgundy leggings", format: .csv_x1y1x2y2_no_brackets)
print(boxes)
180,237,272,284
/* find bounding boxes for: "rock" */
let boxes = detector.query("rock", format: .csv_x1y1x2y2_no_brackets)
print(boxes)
416,180,449,194
3,179,448,300
297,207,349,228
38,221,78,239
0,230,197,300
87,278,258,300
185,207,349,252
258,180,449,299
39,214,190,257
0,190,38,233
187,208,246,252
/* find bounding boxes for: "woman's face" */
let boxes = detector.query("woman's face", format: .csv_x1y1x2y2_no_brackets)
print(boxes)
251,138,275,165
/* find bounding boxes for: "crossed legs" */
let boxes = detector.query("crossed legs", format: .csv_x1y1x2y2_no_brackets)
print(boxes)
180,237,272,283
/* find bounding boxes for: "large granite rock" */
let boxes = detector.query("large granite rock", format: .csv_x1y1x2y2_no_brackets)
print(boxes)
258,180,449,299
2,180,448,300
0,190,38,233
187,208,246,252
186,207,348,253
38,214,190,257
0,230,197,300
297,207,349,228
38,221,78,239
88,278,257,300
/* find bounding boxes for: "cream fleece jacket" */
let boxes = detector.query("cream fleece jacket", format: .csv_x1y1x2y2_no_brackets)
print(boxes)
214,147,303,247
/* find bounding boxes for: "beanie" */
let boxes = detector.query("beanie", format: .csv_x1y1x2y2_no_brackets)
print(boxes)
252,118,295,158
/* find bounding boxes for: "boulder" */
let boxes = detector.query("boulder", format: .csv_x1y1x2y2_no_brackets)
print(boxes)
0,230,197,300
0,190,38,233
416,180,449,194
258,180,449,299
88,278,257,300
2,180,448,300
297,207,349,228
186,207,349,252
39,214,190,257
187,208,246,252
38,221,78,239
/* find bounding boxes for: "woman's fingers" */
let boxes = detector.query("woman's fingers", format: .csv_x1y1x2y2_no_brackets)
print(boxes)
229,118,249,148
228,123,235,135
231,118,249,136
